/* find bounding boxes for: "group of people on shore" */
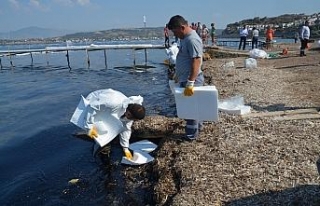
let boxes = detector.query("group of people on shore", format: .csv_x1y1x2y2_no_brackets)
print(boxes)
238,25,275,50
238,20,311,57
167,18,312,56
191,21,216,46
164,20,216,47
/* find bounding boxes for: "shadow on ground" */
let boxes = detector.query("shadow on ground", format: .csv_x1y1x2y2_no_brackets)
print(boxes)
275,63,318,70
248,103,320,112
226,184,320,206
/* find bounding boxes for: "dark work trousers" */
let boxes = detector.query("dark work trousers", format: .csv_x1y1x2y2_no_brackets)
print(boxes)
252,36,258,49
300,38,308,56
239,36,247,50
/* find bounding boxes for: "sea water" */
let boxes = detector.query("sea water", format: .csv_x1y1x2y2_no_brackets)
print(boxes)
0,40,175,205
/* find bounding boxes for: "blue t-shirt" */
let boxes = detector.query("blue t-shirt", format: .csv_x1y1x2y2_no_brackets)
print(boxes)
175,30,203,83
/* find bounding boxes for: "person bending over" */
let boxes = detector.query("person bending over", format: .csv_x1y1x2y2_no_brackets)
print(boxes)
84,89,146,160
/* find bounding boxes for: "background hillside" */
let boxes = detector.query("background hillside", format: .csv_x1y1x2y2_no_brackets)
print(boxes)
0,12,319,42
223,13,320,38
0,26,74,40
59,27,223,41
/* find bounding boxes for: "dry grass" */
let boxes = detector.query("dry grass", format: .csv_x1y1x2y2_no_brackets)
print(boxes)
125,43,320,206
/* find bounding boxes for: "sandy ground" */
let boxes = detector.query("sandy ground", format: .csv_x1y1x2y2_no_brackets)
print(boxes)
123,42,320,206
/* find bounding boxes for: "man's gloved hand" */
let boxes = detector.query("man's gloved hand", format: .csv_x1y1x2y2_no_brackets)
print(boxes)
87,126,98,139
184,80,195,96
123,148,133,160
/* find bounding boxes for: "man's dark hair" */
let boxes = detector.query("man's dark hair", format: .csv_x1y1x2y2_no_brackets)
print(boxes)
127,104,145,120
167,15,188,30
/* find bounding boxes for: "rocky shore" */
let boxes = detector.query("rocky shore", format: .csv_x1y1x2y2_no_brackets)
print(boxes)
107,42,320,205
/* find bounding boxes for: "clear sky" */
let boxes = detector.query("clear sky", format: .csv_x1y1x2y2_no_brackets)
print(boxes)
0,0,319,33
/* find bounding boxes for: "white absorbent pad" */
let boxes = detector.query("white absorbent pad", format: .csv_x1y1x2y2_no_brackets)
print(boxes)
91,116,124,147
121,150,154,165
70,95,89,129
129,140,157,153
121,140,157,165
70,95,124,147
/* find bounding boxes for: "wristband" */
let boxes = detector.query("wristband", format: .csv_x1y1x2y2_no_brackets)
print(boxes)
186,80,195,87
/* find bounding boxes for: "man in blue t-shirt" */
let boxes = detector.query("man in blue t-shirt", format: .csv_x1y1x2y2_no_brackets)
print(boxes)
167,15,204,141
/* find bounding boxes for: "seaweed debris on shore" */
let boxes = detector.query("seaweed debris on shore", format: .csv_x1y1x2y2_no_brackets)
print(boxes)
116,43,320,205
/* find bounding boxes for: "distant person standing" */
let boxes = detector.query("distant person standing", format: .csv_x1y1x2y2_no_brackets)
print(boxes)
251,27,259,49
201,24,209,45
164,24,170,48
167,15,204,141
196,22,202,37
294,32,299,43
238,25,248,50
265,25,275,50
210,23,216,46
300,20,310,57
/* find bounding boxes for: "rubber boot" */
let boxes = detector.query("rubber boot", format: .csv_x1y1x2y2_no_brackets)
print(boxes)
300,50,304,57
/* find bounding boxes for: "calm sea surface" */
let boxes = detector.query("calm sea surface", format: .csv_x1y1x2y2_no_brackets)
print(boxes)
0,39,176,205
